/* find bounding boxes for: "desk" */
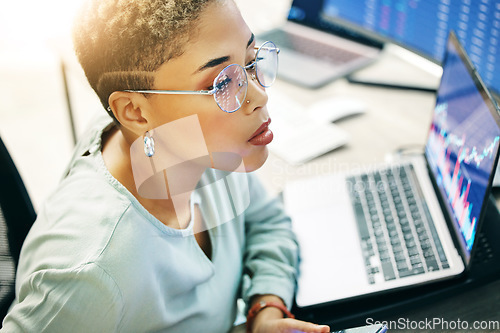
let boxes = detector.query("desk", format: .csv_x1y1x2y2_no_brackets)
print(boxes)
251,38,500,333
257,75,500,333
382,279,500,332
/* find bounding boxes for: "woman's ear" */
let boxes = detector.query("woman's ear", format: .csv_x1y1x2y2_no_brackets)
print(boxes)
108,91,151,136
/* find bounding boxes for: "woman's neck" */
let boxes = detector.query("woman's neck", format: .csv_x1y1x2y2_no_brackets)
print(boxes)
101,127,207,229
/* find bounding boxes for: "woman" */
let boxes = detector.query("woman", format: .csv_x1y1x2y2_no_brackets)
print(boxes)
1,0,330,332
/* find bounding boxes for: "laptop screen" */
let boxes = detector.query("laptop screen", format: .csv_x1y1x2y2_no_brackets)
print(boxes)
425,32,500,263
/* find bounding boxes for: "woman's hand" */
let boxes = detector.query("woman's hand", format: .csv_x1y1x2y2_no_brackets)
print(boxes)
248,295,330,333
253,317,331,333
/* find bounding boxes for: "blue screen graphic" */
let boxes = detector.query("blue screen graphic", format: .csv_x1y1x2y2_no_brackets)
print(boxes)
425,36,500,254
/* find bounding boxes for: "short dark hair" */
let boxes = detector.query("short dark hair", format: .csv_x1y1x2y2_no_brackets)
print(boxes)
72,0,220,121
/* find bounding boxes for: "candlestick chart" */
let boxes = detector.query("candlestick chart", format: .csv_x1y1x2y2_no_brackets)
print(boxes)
427,102,500,251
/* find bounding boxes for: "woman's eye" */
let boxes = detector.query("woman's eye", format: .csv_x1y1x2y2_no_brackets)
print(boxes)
246,60,257,72
216,76,232,90
209,76,232,91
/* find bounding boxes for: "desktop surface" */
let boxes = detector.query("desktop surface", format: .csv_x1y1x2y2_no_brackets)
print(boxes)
253,36,500,333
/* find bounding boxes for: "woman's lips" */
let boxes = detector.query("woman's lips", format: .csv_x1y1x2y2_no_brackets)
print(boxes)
248,119,273,146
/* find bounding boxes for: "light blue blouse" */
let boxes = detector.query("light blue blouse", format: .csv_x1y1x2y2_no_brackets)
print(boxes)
1,114,298,332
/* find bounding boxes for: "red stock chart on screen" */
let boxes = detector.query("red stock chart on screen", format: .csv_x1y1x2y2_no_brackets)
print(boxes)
425,38,500,255
427,102,500,251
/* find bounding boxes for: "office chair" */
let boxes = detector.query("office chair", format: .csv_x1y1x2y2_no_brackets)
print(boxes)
0,136,36,326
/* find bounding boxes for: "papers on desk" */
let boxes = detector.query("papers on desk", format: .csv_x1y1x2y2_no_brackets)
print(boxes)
267,91,350,165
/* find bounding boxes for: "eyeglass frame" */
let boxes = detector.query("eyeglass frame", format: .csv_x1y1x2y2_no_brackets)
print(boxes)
123,41,280,113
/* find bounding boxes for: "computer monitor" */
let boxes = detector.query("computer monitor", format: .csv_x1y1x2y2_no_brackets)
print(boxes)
288,0,500,98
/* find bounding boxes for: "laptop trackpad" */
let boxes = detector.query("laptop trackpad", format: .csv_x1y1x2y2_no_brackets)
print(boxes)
286,175,368,306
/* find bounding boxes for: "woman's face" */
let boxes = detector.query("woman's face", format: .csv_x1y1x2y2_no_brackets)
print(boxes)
145,0,272,172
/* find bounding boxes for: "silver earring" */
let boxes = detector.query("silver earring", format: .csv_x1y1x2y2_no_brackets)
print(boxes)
246,100,250,104
144,131,155,157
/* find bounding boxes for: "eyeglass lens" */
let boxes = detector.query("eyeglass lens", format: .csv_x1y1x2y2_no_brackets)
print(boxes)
255,41,279,88
213,41,278,113
213,64,248,113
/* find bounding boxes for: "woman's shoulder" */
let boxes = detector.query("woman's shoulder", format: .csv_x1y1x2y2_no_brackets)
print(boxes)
39,111,134,231
19,113,138,275
21,168,133,264
43,165,132,229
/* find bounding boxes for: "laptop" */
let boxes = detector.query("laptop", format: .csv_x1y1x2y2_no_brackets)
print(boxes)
257,0,383,89
284,31,500,308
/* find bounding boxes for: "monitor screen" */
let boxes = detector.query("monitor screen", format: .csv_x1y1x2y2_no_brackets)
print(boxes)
288,0,500,96
425,33,500,261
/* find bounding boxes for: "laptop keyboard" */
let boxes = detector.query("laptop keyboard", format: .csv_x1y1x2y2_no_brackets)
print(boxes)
348,164,450,284
263,30,364,65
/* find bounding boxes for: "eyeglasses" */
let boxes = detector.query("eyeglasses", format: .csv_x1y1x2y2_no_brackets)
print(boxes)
125,41,279,113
